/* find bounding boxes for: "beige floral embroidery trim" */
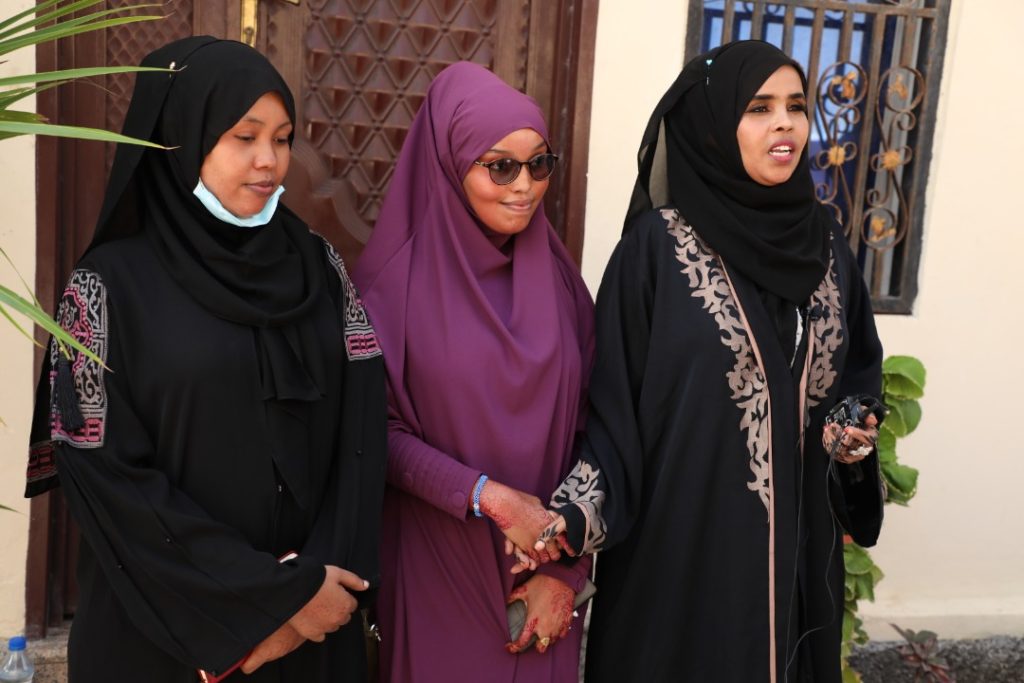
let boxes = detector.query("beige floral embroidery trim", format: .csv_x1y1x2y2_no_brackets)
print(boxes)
806,244,843,415
549,460,607,554
663,209,772,514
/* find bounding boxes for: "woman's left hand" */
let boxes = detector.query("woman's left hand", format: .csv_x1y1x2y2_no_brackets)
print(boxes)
505,574,575,654
823,412,879,464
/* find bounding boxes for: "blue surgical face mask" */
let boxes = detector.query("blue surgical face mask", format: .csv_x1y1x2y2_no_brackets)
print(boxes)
193,178,285,228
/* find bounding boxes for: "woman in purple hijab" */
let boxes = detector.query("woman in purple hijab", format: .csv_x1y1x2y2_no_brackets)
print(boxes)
352,62,595,681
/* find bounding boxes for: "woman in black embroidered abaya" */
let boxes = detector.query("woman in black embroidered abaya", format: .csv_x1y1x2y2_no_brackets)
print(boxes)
531,41,886,682
24,37,386,682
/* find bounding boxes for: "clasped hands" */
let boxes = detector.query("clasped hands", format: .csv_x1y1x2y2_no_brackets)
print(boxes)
823,412,880,464
242,564,368,674
475,479,579,653
475,478,575,571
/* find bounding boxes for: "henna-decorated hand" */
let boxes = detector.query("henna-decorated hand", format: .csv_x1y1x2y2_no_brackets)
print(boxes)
505,574,575,654
535,513,575,556
508,513,577,575
823,413,879,464
476,479,560,566
241,622,305,673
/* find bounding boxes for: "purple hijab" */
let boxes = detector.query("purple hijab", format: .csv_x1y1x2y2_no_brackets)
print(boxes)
354,62,594,681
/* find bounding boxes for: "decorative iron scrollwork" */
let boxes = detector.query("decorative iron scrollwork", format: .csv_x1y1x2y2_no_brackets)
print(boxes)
812,61,867,230
862,64,925,250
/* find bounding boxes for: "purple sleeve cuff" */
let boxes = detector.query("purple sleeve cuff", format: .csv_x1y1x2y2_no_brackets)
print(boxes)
387,427,482,520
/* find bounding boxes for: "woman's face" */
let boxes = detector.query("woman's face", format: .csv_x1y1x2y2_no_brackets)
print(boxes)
199,92,293,218
462,128,550,236
736,65,809,186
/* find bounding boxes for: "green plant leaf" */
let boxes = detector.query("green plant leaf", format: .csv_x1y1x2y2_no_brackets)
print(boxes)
876,425,897,464
0,13,161,57
0,109,45,123
887,397,922,436
844,542,875,575
883,355,926,400
883,403,907,436
0,65,169,88
882,461,918,503
0,121,166,147
0,82,62,109
841,663,862,683
0,2,160,49
883,355,927,388
885,486,911,506
883,373,924,400
854,573,875,601
0,284,103,365
842,608,856,642
0,295,38,344
0,0,102,36
0,0,65,33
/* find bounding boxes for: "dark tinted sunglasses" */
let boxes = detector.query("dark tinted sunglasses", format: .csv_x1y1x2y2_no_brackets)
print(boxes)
473,153,559,185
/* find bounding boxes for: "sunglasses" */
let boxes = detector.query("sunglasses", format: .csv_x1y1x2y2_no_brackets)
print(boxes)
473,153,559,185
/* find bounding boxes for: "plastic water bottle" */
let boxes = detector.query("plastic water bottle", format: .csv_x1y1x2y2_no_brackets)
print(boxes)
0,637,34,682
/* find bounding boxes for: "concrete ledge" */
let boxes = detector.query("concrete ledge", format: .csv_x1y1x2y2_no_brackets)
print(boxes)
26,628,68,683
849,636,1024,683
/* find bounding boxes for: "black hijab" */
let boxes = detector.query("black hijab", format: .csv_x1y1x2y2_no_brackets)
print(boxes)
91,36,327,402
625,40,829,305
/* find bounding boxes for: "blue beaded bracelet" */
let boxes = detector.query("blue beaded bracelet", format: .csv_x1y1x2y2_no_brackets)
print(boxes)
472,474,489,518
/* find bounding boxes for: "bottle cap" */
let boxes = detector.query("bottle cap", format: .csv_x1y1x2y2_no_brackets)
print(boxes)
8,636,25,651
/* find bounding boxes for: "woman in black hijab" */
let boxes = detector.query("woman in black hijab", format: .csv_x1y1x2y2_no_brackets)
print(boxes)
531,40,885,682
24,37,386,682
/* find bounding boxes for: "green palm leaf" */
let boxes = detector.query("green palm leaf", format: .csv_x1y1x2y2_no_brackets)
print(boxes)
0,120,166,146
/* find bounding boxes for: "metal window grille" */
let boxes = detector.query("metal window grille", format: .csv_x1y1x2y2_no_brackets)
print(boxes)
686,0,951,313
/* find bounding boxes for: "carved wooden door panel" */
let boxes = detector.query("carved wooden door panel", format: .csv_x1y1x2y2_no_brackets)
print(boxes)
30,0,596,637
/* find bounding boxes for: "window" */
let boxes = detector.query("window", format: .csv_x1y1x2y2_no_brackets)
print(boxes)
686,0,951,313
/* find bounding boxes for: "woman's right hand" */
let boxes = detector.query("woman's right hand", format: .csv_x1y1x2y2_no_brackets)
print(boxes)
477,479,560,566
241,623,305,673
287,565,368,642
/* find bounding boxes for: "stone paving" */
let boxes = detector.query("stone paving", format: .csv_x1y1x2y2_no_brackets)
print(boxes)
850,636,1024,682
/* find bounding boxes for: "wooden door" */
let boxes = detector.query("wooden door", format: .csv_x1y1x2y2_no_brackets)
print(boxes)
29,0,597,637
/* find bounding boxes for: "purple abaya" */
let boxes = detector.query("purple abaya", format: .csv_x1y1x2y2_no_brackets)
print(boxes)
353,62,594,682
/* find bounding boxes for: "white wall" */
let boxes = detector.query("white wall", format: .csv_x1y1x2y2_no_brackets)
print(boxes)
584,0,1024,639
861,0,1024,639
0,0,37,639
580,1,688,289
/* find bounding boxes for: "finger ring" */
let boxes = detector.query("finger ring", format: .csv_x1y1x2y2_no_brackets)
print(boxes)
850,445,871,457
538,636,551,647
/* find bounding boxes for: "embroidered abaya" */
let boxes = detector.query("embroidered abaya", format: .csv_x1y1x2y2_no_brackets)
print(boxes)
548,41,885,683
24,37,386,682
353,62,595,682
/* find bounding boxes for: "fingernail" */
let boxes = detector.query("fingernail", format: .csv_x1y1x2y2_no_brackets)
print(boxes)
363,580,369,588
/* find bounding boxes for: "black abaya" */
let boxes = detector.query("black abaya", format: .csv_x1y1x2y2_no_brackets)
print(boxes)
24,37,387,680
551,209,883,682
27,233,385,682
